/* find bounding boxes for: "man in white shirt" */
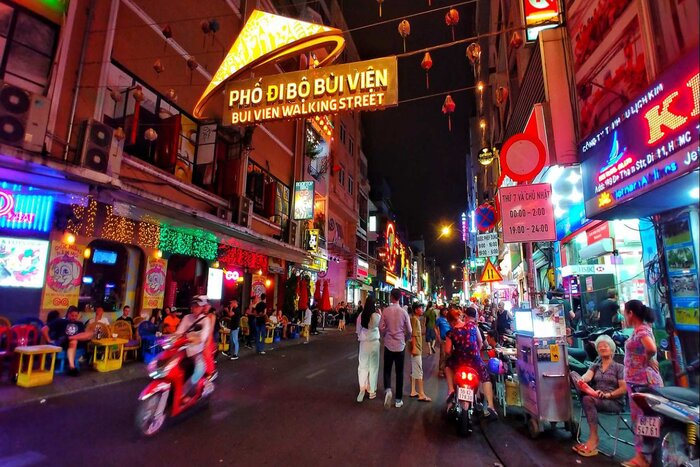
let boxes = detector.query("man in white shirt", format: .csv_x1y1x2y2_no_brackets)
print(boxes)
303,308,312,344
176,295,212,399
86,306,110,326
379,289,412,408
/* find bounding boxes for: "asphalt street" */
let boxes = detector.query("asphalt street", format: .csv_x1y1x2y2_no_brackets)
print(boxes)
0,330,621,467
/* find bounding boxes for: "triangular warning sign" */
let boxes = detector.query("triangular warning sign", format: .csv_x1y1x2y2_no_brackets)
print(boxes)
194,10,345,118
479,258,503,283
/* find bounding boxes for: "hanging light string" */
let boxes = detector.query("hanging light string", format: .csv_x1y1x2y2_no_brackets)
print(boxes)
398,85,477,105
346,0,477,33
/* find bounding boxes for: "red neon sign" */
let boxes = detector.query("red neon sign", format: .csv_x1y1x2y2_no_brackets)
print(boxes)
385,222,399,274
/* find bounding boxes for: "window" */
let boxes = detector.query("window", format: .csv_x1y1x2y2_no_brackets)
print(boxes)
369,216,377,232
338,164,345,186
339,123,346,144
0,3,58,94
348,175,354,195
348,138,354,157
246,160,290,229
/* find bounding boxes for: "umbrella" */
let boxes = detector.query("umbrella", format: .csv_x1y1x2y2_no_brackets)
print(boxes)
298,277,309,310
313,279,322,305
321,279,332,311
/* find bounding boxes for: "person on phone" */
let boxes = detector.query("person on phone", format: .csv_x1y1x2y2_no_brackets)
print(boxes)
622,300,663,467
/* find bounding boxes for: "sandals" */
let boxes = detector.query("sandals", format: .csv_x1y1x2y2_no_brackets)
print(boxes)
410,393,419,398
417,396,432,402
574,444,598,457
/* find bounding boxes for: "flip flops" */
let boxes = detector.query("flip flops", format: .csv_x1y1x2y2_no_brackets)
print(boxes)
574,444,598,457
417,396,432,402
410,393,419,398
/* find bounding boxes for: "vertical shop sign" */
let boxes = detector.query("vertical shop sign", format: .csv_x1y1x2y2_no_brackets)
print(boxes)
662,215,699,331
499,184,557,243
142,256,167,310
42,240,84,309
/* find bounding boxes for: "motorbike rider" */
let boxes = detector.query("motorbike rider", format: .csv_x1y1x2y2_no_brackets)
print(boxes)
176,294,213,401
445,306,498,418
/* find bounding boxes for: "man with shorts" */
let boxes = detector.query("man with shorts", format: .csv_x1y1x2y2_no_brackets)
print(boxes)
409,303,431,401
42,306,92,376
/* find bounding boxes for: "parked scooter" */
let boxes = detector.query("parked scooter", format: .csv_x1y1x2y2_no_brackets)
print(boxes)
631,359,699,467
135,331,217,436
446,366,482,436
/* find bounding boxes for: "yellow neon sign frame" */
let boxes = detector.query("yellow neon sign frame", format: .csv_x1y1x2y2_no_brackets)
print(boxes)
194,10,346,119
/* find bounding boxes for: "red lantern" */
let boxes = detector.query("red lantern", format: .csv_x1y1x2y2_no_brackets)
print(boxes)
510,31,523,49
421,52,433,89
186,57,198,84
495,86,509,107
445,8,459,41
153,59,164,77
398,19,411,53
442,94,456,131
466,42,481,65
161,24,172,52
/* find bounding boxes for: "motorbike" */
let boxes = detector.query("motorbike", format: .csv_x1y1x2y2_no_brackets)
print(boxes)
631,359,700,467
446,366,482,436
135,331,218,436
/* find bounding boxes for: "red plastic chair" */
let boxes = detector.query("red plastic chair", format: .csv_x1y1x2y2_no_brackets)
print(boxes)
0,326,11,380
10,324,40,349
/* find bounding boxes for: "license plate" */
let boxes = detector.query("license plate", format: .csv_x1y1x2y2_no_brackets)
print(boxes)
636,416,661,438
457,387,474,402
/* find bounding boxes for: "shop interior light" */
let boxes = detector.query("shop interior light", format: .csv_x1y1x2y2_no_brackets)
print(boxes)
691,187,700,199
258,269,263,275
155,249,163,259
265,279,272,287
213,261,220,269
64,232,76,245
83,247,91,259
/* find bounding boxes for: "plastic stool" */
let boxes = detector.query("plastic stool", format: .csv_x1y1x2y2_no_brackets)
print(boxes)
264,327,274,344
55,348,84,374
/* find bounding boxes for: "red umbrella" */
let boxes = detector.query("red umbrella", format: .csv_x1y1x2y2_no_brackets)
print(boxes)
313,279,322,305
298,277,309,310
321,279,332,311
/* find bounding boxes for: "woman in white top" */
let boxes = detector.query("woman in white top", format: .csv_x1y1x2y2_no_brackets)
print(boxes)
356,297,381,402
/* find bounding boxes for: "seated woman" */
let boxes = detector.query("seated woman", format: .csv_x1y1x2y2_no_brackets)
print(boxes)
572,334,627,457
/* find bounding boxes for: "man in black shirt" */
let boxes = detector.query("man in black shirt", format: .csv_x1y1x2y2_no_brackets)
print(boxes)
116,305,133,326
254,294,268,355
596,289,620,328
41,306,92,376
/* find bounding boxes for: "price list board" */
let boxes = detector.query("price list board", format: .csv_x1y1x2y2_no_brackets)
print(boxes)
499,183,556,243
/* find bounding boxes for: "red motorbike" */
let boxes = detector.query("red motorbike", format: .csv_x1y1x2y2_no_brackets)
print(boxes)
446,366,481,436
135,332,217,436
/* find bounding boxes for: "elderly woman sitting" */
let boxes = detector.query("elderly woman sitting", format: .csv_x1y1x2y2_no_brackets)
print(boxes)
572,335,627,457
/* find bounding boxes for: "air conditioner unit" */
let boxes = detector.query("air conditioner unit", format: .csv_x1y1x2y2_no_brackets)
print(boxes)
0,82,49,152
579,238,614,260
79,119,114,174
234,195,252,228
287,220,298,246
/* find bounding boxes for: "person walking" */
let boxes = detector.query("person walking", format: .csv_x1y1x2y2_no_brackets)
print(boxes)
337,301,347,331
225,300,240,360
435,307,452,378
254,294,268,355
595,289,621,328
303,307,312,344
622,300,663,467
379,288,412,409
356,297,381,402
409,303,431,402
424,301,437,354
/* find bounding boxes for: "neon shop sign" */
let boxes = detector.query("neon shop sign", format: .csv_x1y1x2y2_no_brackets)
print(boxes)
0,183,55,233
580,51,700,217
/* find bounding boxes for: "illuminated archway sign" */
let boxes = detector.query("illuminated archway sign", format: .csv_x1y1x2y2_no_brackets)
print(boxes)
194,10,399,123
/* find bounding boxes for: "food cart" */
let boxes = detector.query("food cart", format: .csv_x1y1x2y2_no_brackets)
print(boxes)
514,304,574,438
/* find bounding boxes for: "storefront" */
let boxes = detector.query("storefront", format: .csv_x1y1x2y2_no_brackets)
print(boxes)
579,50,700,381
0,180,56,322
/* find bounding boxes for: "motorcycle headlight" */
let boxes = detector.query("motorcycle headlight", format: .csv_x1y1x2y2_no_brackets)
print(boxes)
147,360,158,376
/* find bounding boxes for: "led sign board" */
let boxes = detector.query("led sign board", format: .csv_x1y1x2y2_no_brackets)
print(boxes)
523,0,561,41
224,57,398,125
0,236,49,288
580,51,700,218
0,182,55,233
293,181,315,220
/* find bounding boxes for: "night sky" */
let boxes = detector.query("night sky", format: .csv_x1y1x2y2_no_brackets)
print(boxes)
341,0,477,285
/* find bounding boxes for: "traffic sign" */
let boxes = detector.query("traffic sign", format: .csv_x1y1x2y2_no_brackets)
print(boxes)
479,258,503,283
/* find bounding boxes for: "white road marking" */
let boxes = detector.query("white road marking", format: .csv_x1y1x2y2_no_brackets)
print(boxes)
306,369,326,379
0,451,47,467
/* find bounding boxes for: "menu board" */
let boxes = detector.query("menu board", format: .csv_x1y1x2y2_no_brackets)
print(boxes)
0,237,49,288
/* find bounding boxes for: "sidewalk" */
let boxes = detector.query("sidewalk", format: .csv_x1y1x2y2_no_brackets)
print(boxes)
0,328,337,412
486,400,635,465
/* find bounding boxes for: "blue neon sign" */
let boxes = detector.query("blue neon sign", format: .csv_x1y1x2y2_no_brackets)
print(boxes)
0,181,55,233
